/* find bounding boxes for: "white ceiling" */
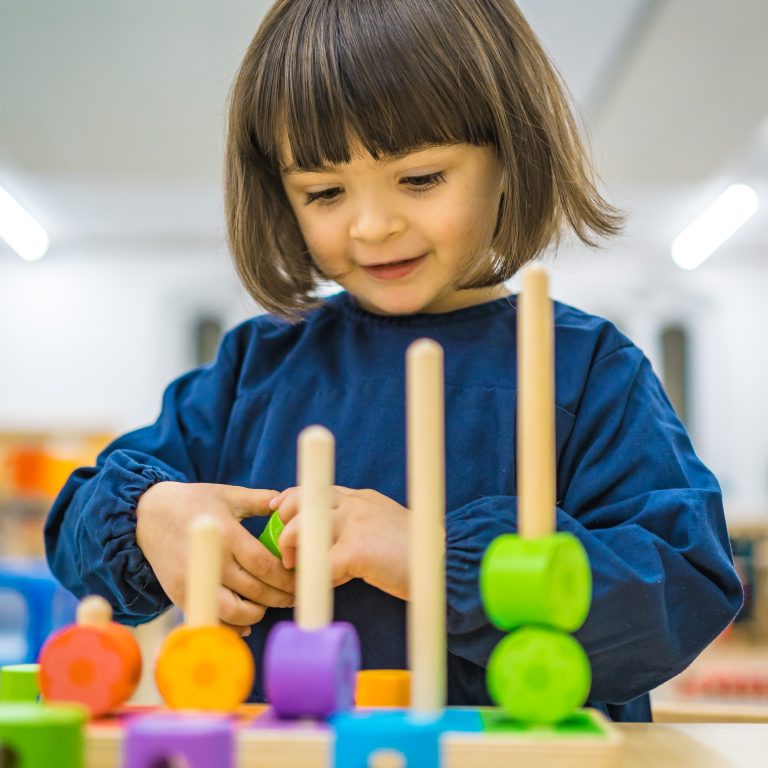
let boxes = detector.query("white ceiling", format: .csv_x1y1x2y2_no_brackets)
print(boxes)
0,0,766,264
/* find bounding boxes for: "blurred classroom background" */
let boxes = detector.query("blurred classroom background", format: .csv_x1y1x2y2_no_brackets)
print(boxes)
1,1,767,716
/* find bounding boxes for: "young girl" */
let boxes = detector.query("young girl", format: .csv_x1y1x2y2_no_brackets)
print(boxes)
45,0,742,722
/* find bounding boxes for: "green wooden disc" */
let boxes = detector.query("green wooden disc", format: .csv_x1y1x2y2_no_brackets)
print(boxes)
258,510,285,559
480,532,591,632
486,626,591,724
0,664,40,703
0,703,85,767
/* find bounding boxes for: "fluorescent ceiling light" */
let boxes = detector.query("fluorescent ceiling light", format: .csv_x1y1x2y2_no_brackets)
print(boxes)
0,184,50,261
671,184,758,270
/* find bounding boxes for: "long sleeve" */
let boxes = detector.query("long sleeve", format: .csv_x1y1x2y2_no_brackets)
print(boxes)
444,343,743,707
44,335,240,624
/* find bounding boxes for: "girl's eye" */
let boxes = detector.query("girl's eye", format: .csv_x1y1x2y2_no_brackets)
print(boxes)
402,171,447,193
303,172,446,207
304,187,342,206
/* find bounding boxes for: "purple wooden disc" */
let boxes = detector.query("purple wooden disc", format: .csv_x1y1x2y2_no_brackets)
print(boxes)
264,621,361,719
123,713,234,768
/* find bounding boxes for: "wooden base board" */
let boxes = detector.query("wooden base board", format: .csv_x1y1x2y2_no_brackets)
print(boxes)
444,710,622,768
85,706,621,768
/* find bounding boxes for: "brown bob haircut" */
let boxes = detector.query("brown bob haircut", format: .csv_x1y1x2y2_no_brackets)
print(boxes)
225,0,623,319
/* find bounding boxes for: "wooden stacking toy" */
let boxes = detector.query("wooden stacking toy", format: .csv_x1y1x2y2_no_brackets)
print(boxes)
479,265,591,723
154,514,255,711
73,272,622,766
262,426,362,719
38,594,142,717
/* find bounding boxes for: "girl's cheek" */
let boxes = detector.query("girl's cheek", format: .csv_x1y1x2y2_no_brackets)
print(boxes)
305,223,340,254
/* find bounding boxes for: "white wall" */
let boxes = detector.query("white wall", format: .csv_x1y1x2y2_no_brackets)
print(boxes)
0,247,253,434
551,248,768,521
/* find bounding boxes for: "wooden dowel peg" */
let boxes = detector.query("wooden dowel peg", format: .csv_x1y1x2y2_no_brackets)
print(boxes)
406,338,446,716
518,266,556,539
296,425,335,631
185,513,224,628
76,595,113,627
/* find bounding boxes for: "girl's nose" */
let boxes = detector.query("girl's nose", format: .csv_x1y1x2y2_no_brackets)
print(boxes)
349,205,406,243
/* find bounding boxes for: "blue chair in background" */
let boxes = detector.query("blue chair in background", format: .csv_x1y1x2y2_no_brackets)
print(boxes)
0,557,77,665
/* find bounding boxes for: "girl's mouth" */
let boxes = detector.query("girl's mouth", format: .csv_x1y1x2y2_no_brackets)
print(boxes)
361,254,427,281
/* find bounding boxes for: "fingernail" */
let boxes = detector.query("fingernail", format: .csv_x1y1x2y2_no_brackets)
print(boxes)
269,496,280,510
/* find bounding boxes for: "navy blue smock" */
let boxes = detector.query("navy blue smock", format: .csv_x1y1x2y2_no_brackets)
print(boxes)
44,292,743,722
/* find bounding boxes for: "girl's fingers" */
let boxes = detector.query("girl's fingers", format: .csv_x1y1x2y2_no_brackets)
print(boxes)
277,487,344,524
225,486,281,521
275,489,300,523
222,621,252,638
224,558,294,609
218,586,267,627
269,487,296,513
330,543,356,585
277,520,299,569
232,526,296,593
274,489,347,570
278,517,299,550
281,545,297,570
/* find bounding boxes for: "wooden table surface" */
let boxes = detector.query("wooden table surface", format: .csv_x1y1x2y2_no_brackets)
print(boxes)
617,723,767,767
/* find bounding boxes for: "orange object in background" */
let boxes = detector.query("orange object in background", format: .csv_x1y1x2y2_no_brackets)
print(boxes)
2,433,112,500
5,445,48,497
355,669,411,707
41,454,83,499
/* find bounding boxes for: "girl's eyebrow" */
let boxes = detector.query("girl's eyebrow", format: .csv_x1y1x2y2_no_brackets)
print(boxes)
281,143,451,176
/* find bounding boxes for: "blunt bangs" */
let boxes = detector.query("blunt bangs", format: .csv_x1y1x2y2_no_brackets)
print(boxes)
255,0,498,172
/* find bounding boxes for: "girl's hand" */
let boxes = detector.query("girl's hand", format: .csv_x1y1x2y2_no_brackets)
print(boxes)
136,481,295,635
271,486,410,601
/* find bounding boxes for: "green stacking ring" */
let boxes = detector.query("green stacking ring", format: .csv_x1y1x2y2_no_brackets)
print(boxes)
486,626,591,724
0,702,86,767
480,532,591,632
0,664,40,703
259,510,285,559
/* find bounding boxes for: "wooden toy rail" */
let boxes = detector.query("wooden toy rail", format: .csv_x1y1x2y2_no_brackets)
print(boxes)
85,705,622,768
83,712,768,768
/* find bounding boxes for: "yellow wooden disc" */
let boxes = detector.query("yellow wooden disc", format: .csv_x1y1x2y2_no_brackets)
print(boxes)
155,625,254,711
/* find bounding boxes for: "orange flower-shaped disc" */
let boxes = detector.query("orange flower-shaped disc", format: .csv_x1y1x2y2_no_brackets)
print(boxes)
38,624,142,717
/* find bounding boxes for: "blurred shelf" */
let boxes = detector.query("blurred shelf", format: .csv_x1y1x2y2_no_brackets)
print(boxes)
652,700,768,723
654,637,768,718
0,430,113,557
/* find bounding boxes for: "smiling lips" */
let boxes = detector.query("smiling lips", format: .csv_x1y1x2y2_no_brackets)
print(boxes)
361,254,427,280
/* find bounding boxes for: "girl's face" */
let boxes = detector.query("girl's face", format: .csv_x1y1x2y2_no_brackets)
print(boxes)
280,141,509,315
